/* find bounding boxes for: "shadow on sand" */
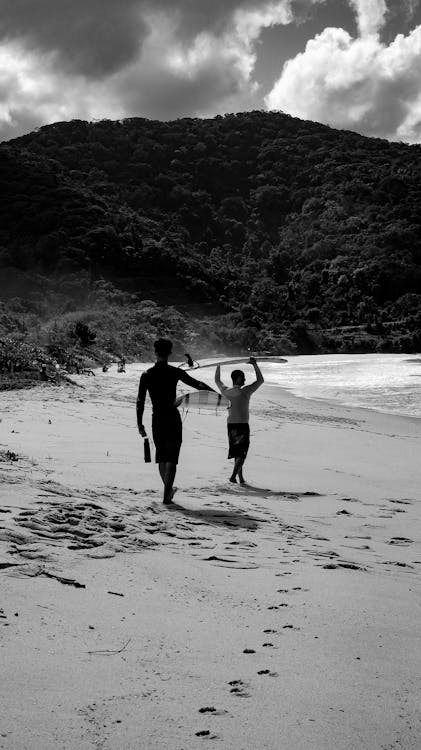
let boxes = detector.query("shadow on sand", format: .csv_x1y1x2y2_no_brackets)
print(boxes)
164,502,263,530
224,482,310,500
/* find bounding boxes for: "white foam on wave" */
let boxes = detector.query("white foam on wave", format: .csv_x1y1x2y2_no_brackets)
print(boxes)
260,353,421,418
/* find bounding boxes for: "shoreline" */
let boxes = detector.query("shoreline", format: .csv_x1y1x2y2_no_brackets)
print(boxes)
0,373,420,749
3,348,420,421
262,381,421,425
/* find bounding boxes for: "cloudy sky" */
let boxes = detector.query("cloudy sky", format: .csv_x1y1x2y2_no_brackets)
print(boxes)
1,0,421,143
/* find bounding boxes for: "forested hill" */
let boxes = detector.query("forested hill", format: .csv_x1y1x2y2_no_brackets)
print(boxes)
1,110,421,358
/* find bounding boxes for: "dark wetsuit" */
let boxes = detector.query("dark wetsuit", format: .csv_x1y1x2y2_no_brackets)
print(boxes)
137,362,211,464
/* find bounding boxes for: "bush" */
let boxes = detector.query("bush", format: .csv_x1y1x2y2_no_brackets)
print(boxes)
73,321,97,347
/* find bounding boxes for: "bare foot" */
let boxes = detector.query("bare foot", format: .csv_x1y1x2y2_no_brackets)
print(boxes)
229,477,237,484
163,486,178,504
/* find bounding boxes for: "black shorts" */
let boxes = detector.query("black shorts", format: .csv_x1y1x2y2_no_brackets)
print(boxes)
152,409,182,464
227,423,250,459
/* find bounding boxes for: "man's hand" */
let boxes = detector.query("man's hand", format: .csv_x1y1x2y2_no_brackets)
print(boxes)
248,356,257,365
138,425,147,438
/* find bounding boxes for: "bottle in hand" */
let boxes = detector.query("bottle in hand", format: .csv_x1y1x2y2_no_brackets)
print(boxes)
144,438,151,463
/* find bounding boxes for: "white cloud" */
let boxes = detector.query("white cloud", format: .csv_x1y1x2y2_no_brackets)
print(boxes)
265,6,421,142
2,0,421,144
0,41,124,142
113,4,296,119
0,1,297,138
348,0,387,37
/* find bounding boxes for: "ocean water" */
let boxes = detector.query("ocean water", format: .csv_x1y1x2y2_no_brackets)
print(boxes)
259,353,421,419
121,354,421,420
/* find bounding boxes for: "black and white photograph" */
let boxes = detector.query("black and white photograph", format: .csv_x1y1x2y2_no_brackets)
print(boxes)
1,1,420,748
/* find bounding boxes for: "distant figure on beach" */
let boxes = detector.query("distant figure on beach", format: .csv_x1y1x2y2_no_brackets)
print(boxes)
118,357,126,373
137,338,214,504
102,364,109,373
178,352,199,370
215,357,264,484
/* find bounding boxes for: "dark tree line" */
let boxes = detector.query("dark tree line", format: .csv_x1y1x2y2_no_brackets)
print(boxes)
0,110,420,355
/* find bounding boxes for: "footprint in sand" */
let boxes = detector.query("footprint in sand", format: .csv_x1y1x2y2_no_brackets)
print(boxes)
7,498,163,561
323,562,365,571
388,537,413,546
199,707,229,717
228,679,250,698
311,535,330,541
257,669,278,677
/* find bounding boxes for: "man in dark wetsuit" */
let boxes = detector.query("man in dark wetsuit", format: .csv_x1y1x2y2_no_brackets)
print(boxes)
137,338,214,504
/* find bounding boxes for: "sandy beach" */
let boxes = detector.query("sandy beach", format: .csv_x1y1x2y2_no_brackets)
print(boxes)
0,366,420,750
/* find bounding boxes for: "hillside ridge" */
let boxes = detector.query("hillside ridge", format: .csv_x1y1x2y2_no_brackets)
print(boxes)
0,110,420,363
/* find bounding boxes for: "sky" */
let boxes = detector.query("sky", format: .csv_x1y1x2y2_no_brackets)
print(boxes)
1,0,421,143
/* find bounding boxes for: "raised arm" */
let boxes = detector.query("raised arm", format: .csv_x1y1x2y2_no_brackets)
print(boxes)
244,357,264,395
136,372,148,436
178,369,214,392
252,358,264,384
215,364,227,393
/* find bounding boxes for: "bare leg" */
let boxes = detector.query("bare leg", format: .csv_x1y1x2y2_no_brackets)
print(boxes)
238,458,246,484
230,457,245,483
159,463,165,483
159,462,177,504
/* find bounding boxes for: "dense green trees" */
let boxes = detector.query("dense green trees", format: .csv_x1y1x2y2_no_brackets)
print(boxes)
0,110,420,356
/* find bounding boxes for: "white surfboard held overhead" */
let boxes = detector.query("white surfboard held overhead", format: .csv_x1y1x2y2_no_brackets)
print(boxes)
179,356,287,371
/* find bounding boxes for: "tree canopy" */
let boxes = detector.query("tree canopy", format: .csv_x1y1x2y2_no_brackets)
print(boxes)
1,110,420,356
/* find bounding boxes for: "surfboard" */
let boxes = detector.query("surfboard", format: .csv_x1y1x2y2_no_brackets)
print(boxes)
175,390,230,410
183,356,288,371
177,360,199,370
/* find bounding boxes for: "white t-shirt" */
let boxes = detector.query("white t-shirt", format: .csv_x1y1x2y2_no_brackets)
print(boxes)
218,382,261,423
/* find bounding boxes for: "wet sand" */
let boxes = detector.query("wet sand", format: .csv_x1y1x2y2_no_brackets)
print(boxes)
0,366,420,749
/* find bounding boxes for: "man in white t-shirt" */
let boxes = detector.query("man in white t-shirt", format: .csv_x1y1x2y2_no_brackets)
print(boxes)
215,357,264,484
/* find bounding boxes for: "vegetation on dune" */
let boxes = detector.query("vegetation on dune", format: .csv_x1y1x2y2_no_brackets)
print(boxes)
0,110,420,378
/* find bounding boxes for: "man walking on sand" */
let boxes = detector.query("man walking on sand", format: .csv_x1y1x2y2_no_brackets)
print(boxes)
137,338,214,505
215,357,264,484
